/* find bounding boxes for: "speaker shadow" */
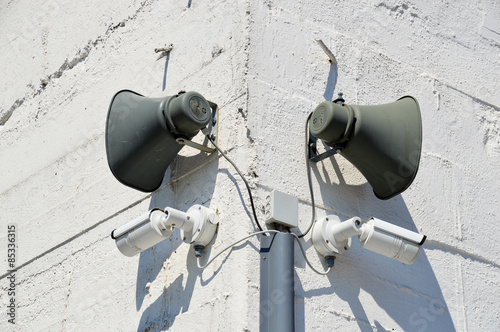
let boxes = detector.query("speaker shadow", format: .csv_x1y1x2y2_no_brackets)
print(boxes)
135,148,219,330
294,155,455,331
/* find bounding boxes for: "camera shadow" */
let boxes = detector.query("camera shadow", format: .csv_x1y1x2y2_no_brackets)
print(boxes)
135,148,219,330
293,155,454,331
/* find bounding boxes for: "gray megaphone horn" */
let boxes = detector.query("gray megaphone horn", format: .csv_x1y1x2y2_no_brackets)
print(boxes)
309,96,422,199
105,90,216,192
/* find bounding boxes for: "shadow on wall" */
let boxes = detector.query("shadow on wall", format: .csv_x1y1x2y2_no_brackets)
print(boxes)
293,156,454,331
134,150,265,330
295,242,454,331
134,149,219,330
134,148,264,330
294,67,453,330
323,63,338,102
136,245,203,331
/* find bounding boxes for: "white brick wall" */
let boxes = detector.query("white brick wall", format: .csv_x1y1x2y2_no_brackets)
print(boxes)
1,0,499,331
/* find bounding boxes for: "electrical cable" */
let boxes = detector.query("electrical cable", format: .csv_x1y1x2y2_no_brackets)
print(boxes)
199,119,328,275
197,230,332,275
297,112,316,238
291,233,332,275
197,230,278,269
206,135,264,232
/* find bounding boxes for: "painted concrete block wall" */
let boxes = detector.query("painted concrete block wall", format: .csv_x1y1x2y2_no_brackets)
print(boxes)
0,0,498,331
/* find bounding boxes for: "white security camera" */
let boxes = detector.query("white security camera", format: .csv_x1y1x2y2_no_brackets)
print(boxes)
311,215,426,265
111,204,218,257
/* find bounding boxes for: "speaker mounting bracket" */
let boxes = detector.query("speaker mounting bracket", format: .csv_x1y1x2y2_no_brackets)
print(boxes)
308,135,342,163
176,101,219,154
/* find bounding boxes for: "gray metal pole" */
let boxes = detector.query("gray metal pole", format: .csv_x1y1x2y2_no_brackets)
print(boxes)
259,232,295,332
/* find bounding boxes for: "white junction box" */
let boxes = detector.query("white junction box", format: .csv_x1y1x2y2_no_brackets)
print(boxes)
264,190,299,228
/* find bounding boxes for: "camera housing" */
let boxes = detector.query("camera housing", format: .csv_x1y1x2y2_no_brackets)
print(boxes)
111,204,218,257
311,215,426,265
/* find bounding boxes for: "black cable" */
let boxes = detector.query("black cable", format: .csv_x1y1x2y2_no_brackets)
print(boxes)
298,112,316,238
206,135,264,232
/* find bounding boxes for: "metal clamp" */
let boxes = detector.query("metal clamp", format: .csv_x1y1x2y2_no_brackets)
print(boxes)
308,92,347,162
176,101,219,153
309,135,342,162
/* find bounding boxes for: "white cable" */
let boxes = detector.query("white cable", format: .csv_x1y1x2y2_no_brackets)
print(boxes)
197,231,331,275
290,233,332,275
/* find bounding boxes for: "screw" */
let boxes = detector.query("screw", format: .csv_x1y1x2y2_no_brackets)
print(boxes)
211,134,216,141
326,256,335,267
194,245,204,258
212,118,217,125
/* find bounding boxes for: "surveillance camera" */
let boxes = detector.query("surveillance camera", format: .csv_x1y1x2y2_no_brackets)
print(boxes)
312,215,426,265
111,204,218,257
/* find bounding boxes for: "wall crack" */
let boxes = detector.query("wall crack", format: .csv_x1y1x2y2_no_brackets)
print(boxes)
0,0,157,127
